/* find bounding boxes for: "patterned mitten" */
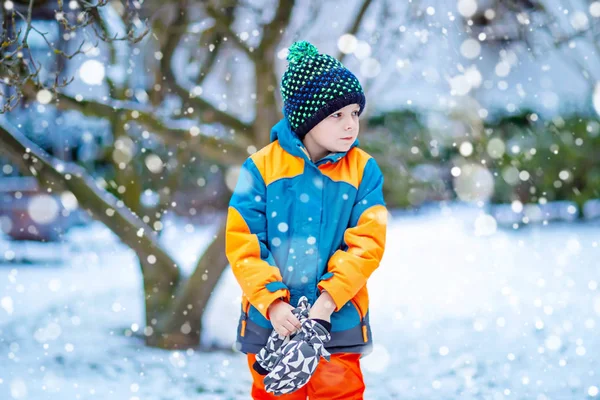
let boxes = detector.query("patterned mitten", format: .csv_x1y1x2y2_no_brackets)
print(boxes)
252,296,311,375
263,315,332,395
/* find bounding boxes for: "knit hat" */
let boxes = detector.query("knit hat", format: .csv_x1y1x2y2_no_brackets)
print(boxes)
280,41,366,138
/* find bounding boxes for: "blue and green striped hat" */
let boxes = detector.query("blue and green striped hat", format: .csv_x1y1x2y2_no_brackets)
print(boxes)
280,41,366,138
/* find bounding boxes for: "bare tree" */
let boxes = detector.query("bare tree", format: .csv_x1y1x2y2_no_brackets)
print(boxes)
0,0,420,348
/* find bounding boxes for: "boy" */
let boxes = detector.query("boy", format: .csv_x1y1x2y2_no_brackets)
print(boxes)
225,41,387,399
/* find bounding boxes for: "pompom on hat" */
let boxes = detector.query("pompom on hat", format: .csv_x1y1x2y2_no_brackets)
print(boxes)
280,41,366,138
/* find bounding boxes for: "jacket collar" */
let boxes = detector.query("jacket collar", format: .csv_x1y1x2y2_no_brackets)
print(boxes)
269,117,359,167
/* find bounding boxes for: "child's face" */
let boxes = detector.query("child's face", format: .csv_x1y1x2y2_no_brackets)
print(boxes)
304,103,361,153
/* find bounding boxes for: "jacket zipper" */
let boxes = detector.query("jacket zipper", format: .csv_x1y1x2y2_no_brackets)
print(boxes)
240,299,250,337
350,298,368,343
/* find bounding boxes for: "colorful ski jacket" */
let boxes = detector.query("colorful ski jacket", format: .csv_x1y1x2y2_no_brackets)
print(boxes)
225,117,387,355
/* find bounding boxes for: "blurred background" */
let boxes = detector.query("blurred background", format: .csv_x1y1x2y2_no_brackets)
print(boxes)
1,0,600,399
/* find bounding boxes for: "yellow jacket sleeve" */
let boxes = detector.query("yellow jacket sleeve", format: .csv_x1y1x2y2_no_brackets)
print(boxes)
225,158,290,319
317,158,387,311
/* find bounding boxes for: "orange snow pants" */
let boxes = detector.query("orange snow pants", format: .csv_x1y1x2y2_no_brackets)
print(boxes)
247,352,365,399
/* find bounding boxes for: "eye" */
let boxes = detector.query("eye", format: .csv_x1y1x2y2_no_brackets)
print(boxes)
352,110,360,116
331,112,342,118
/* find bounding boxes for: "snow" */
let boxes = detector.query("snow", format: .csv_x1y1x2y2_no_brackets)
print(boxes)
1,205,600,399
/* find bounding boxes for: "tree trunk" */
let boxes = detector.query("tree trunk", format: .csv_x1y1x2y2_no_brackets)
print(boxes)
252,0,294,146
0,119,241,349
254,47,281,147
111,116,144,217
0,121,182,346
152,220,229,349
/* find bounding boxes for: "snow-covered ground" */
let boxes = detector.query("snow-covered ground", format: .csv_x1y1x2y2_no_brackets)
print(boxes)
1,204,599,399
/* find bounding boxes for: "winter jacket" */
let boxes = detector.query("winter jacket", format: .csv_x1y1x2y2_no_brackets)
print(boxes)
225,117,387,355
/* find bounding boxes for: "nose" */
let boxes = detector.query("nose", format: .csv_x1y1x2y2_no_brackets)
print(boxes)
344,115,357,131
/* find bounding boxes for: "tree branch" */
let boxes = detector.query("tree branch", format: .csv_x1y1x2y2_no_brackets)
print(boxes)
257,0,295,55
193,26,223,87
335,0,374,61
204,2,256,60
1,1,150,113
20,80,250,165
289,0,321,41
0,118,180,286
156,219,228,341
158,1,254,139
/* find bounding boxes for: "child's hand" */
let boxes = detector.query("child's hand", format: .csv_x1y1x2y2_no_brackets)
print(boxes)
308,291,336,322
268,299,302,337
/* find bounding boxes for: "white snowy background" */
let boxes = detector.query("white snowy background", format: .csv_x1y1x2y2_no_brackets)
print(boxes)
1,204,599,400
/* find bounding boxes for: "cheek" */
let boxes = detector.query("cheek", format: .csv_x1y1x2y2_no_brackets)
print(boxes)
316,131,333,147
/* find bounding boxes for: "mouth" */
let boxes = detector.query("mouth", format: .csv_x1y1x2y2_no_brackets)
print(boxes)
340,136,354,141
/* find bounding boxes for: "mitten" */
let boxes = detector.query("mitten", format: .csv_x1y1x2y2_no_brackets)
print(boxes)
263,316,332,395
252,296,311,375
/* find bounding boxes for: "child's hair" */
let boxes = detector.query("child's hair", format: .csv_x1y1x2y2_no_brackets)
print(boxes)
280,41,366,138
